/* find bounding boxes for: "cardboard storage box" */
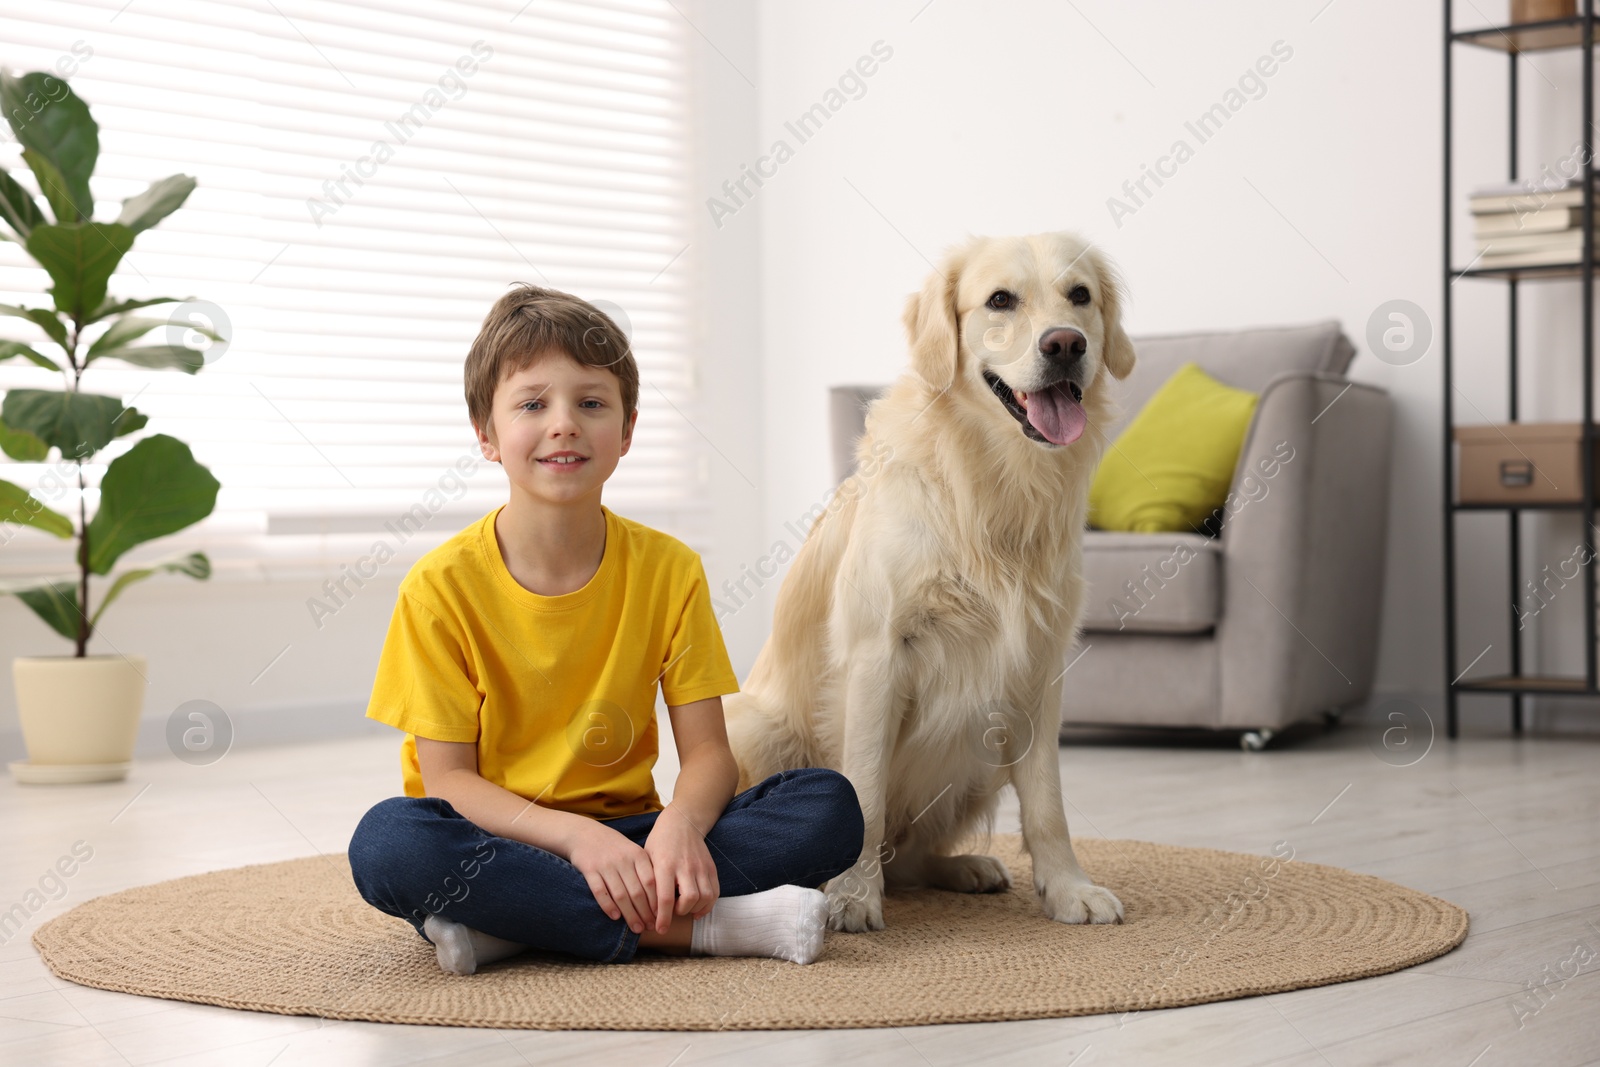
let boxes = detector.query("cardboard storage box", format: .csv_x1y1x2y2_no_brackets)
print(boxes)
1512,0,1576,23
1455,422,1600,504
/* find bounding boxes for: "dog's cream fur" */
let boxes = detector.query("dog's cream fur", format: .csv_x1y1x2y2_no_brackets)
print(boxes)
725,231,1135,932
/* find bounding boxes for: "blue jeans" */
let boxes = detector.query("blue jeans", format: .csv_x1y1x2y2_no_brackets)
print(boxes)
348,767,864,964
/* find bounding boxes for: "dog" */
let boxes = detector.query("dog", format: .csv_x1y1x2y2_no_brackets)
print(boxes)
724,231,1136,932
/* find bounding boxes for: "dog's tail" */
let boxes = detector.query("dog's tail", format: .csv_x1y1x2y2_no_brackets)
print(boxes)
723,690,822,792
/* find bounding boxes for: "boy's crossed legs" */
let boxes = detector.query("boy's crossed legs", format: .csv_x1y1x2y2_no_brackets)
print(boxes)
349,767,864,972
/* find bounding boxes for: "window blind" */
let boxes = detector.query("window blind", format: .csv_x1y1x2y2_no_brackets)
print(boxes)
0,0,706,582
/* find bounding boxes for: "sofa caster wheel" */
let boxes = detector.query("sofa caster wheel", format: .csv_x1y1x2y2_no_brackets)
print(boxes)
1322,708,1343,726
1240,729,1274,752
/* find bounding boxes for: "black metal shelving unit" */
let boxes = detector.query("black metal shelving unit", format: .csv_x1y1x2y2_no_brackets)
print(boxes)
1445,4,1600,739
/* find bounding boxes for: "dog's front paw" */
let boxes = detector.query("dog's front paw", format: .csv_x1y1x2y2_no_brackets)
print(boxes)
927,853,1013,893
824,880,886,932
1038,877,1124,924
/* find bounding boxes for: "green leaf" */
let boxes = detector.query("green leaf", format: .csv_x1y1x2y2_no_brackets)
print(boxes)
117,174,195,236
163,308,225,350
9,579,82,641
1,72,98,223
90,551,209,627
0,417,48,461
0,166,46,239
0,478,74,537
1,389,132,459
25,222,135,322
84,295,182,325
0,340,63,372
0,302,69,349
89,343,205,374
111,408,148,439
20,148,80,226
86,434,218,574
84,310,222,371
87,314,164,356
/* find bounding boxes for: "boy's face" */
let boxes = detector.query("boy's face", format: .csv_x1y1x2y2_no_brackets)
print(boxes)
475,349,636,507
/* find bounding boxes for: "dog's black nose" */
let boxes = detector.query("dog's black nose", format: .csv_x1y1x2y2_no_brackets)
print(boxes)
1038,327,1087,367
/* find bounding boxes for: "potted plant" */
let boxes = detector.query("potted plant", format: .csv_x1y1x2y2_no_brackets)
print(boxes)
0,70,222,784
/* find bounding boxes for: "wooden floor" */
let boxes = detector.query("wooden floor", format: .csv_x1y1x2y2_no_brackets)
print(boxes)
2,716,1597,1066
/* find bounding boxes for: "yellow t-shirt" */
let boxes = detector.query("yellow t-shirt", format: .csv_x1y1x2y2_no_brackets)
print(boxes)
364,503,740,818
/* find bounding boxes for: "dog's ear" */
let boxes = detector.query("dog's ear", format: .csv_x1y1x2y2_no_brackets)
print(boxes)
1089,246,1136,381
903,246,967,392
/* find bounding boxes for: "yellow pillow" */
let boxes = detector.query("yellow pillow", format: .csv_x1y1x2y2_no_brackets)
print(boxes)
1088,362,1258,533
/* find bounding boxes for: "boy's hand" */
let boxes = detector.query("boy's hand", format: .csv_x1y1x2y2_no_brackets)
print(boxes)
643,805,720,933
567,821,660,935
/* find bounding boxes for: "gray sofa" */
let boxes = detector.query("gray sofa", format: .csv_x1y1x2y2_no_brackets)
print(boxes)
828,320,1393,749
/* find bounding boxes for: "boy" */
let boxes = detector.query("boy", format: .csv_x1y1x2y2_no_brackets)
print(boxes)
348,284,863,974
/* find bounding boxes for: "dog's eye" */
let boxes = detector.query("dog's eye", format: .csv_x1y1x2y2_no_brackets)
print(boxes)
1068,285,1091,306
986,290,1016,311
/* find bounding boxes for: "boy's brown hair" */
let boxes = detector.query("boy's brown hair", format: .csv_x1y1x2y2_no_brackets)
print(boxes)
464,283,638,436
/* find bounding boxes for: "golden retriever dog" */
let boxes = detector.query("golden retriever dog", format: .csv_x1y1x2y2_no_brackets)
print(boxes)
724,231,1135,933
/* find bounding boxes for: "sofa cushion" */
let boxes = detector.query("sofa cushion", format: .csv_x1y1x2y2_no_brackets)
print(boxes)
1079,531,1220,634
1088,362,1260,533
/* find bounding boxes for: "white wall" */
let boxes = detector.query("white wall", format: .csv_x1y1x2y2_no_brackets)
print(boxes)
743,0,1597,731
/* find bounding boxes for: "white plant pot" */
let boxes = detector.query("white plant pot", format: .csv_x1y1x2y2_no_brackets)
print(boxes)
10,655,147,784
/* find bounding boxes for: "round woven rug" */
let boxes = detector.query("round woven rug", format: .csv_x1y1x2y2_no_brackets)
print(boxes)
32,835,1467,1031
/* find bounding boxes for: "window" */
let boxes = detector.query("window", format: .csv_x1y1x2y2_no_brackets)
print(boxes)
0,0,703,581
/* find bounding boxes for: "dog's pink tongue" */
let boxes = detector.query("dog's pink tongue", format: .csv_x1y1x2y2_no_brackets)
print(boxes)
1025,384,1087,445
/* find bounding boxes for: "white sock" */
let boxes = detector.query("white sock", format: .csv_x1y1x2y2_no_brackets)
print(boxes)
689,884,830,965
422,913,527,975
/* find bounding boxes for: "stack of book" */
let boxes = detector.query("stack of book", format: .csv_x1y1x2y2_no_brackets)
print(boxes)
1470,177,1598,269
